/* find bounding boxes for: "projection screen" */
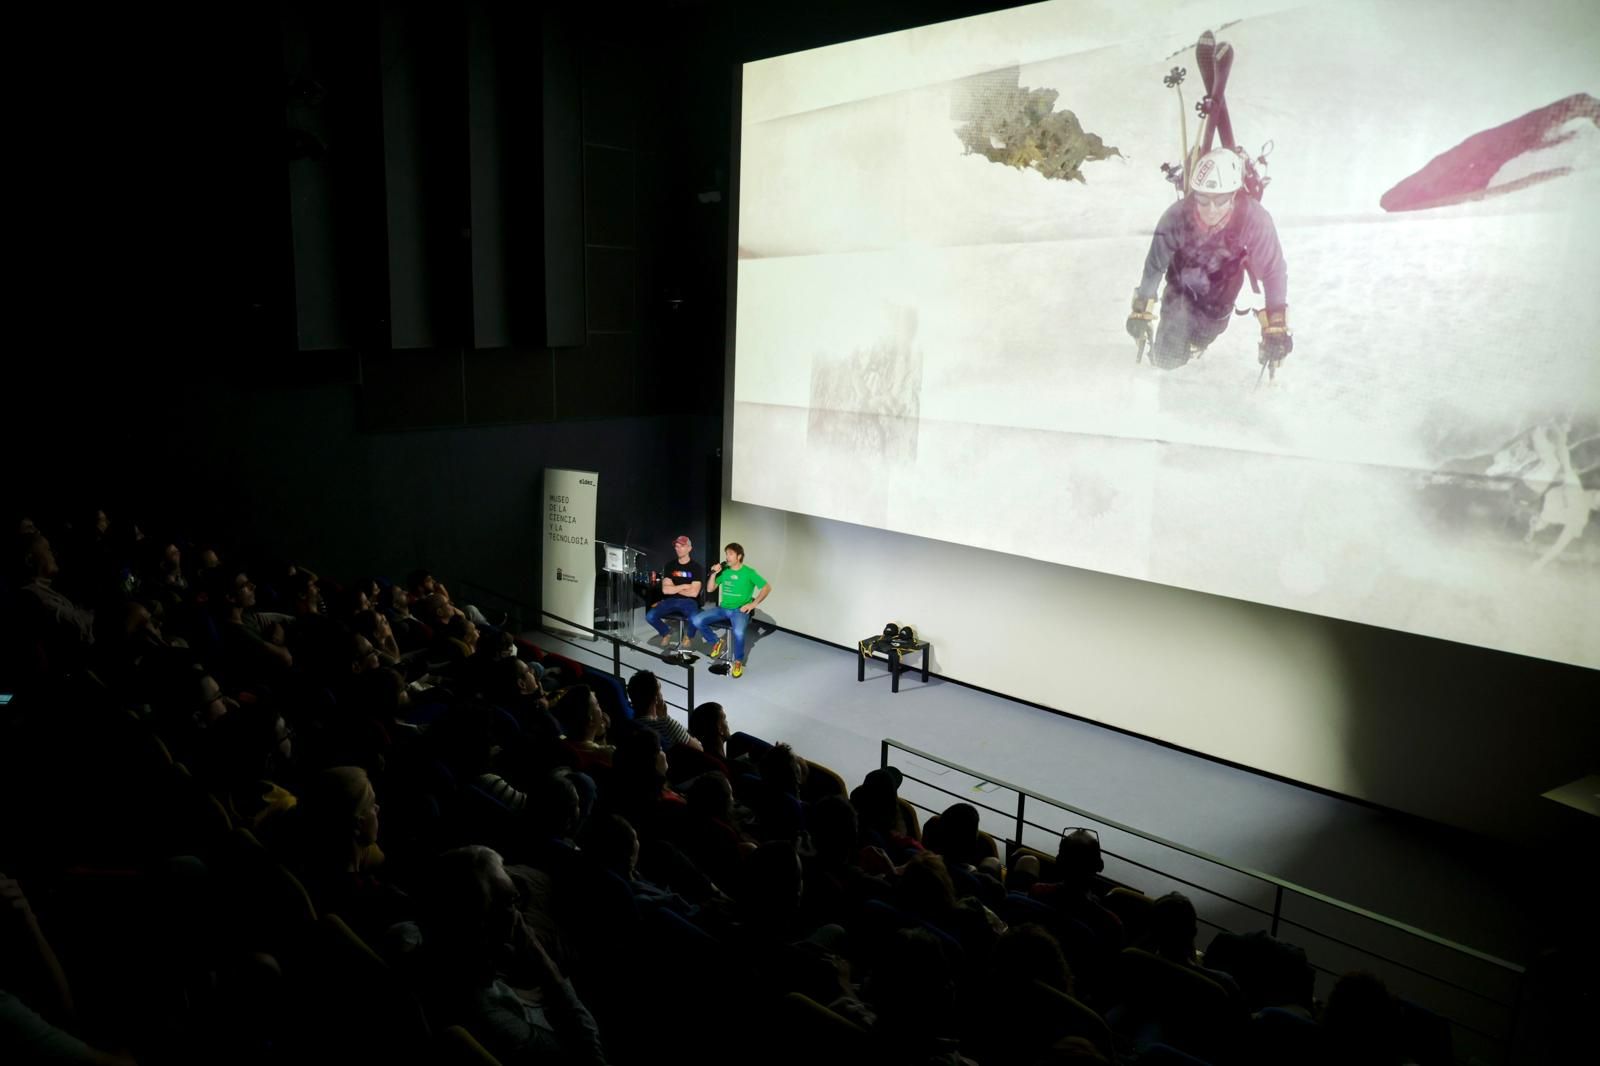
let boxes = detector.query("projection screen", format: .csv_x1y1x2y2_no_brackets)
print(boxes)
730,0,1600,669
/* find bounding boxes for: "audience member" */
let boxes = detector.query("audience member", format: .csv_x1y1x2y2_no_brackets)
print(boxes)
208,569,292,690
552,685,614,771
411,845,608,1066
384,584,429,652
1029,829,1124,951
284,766,408,945
1320,970,1406,1065
687,701,730,761
352,608,404,671
924,803,1005,910
866,927,975,1065
1142,892,1242,1002
625,670,701,753
15,533,96,663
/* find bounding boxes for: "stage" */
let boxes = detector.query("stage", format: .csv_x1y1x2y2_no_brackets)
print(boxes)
527,619,1570,1053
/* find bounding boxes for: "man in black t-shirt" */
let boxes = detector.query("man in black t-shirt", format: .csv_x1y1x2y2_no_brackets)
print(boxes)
645,535,703,648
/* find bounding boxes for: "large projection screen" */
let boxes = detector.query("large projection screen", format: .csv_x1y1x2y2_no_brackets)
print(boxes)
730,0,1600,670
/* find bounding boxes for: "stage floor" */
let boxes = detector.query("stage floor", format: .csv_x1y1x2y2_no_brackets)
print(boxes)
527,620,1563,1019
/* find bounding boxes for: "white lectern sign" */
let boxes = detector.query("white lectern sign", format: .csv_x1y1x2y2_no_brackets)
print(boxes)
542,468,598,635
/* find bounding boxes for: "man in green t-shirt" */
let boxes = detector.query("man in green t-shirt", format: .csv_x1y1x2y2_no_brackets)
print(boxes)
689,542,771,678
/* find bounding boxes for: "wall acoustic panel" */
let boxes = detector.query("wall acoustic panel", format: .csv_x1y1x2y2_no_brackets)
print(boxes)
542,6,586,349
381,3,470,350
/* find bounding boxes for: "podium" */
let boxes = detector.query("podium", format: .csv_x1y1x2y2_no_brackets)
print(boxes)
595,541,645,633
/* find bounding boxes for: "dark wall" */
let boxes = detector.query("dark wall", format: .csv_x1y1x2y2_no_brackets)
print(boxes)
10,2,743,609
9,363,719,613
8,1,1029,605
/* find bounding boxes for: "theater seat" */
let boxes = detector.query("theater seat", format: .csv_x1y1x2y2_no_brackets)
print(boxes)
1112,947,1241,1062
770,992,870,1065
801,759,848,803
291,913,432,1063
435,1025,504,1065
218,827,317,958
983,979,1117,1064
585,669,631,722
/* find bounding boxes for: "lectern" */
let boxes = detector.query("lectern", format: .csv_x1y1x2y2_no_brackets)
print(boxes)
594,541,645,633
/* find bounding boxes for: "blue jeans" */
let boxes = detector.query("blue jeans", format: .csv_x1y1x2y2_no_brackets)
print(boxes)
646,597,697,636
690,606,750,660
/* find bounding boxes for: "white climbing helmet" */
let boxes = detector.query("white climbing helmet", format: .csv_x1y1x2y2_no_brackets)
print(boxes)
1189,148,1244,195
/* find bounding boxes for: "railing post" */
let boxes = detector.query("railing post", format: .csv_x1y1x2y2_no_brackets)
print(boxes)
1015,793,1027,851
1270,884,1283,937
686,662,695,714
613,636,622,677
880,739,889,769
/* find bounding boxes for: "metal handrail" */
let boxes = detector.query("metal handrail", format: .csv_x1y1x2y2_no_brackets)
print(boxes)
882,736,1527,1062
539,609,699,713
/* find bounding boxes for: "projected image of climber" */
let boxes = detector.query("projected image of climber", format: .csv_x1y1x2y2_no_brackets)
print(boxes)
1126,148,1289,373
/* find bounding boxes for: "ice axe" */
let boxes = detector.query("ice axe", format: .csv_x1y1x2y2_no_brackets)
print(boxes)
1255,344,1279,389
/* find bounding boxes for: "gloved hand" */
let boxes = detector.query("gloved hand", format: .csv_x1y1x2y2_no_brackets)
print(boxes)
1257,306,1292,365
1127,294,1156,345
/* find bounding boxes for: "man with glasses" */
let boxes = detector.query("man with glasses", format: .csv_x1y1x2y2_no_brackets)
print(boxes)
211,570,293,690
1127,147,1291,371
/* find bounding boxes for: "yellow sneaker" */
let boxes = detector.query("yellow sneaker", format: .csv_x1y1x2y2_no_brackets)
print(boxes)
731,660,744,678
710,639,725,660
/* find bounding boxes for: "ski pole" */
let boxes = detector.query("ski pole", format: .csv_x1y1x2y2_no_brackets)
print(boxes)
1164,67,1191,190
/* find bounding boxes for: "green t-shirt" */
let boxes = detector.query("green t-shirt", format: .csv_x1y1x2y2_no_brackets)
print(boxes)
716,565,767,609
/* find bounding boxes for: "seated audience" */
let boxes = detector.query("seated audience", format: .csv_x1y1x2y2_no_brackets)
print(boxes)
800,795,892,930
283,766,408,945
865,927,975,1065
383,584,429,652
678,772,751,893
851,767,922,863
625,670,701,753
0,504,1481,1066
923,803,1005,911
15,532,96,664
687,701,731,762
410,845,608,1066
352,608,405,671
1028,829,1125,952
746,741,806,843
552,686,615,771
1141,892,1243,1003
896,852,1005,964
208,569,292,691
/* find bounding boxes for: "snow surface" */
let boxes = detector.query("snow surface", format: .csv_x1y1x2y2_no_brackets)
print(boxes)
732,0,1600,668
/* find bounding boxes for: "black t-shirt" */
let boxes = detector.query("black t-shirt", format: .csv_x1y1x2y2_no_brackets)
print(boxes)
661,558,704,604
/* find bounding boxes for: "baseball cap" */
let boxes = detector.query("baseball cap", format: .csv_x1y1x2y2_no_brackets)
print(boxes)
673,535,691,548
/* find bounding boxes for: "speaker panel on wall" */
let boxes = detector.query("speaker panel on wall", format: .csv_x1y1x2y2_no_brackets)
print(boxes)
380,3,470,351
542,6,586,349
283,1,389,352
